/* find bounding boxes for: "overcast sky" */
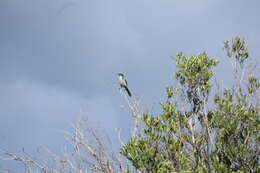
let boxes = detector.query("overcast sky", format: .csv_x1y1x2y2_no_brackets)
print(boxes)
0,0,259,172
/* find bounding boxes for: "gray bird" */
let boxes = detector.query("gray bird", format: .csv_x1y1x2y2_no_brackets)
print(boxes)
118,73,132,97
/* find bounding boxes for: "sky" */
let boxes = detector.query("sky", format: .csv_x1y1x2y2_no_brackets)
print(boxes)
0,0,259,172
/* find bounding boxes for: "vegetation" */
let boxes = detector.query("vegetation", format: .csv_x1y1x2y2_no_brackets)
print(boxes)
121,36,259,173
1,37,259,173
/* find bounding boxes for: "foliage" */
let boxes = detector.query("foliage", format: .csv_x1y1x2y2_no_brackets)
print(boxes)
121,37,259,173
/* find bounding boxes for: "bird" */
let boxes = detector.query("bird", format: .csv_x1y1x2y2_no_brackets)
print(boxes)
118,73,132,97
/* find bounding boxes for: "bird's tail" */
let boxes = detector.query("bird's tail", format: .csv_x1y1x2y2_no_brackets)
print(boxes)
125,87,132,97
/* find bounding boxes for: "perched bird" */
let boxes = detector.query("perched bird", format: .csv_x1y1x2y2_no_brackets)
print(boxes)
118,73,132,97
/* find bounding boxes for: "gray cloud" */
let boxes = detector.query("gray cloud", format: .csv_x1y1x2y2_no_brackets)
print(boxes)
0,79,118,150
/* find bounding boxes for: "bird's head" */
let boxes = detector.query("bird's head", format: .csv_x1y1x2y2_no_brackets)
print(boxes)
118,73,124,77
